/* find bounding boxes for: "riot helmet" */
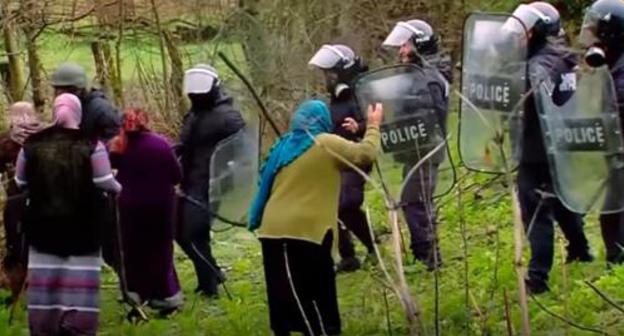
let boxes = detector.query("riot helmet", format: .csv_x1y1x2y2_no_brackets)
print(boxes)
580,0,624,67
383,20,439,63
309,44,367,97
184,64,221,108
502,2,561,53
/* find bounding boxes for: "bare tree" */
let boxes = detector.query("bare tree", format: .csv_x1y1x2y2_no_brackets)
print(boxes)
2,0,26,102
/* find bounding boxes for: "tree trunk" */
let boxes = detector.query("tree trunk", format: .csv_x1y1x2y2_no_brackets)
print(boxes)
101,42,122,106
1,2,26,102
113,0,125,107
24,27,46,113
91,40,112,93
163,30,187,117
149,0,171,113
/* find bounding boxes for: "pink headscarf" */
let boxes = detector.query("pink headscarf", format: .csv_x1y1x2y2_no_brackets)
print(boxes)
54,93,82,129
8,102,43,145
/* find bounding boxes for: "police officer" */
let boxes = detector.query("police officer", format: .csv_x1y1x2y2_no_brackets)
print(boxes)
507,2,593,294
580,0,624,266
50,63,121,142
382,19,452,270
309,44,375,272
177,64,245,297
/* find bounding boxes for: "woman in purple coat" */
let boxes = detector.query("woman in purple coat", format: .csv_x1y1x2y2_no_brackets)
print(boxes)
109,108,183,313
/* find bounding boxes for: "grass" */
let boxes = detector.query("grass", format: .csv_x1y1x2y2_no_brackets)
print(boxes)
4,110,624,335
30,31,246,88
4,169,624,335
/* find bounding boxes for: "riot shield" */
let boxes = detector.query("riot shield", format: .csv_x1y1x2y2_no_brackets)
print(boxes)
353,64,456,203
459,13,528,173
208,121,259,227
532,65,624,214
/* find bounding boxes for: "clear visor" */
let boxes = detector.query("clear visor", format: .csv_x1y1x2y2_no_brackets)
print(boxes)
579,9,601,47
308,46,343,69
382,23,417,47
184,69,217,94
502,4,544,35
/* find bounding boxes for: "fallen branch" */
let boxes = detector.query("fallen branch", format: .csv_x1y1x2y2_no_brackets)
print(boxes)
584,280,624,315
530,295,609,335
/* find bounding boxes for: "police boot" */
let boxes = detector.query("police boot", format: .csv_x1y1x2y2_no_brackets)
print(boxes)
336,257,361,273
606,252,624,270
566,250,595,264
524,278,550,295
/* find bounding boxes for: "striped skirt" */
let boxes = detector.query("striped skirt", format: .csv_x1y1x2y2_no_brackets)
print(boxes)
27,248,101,336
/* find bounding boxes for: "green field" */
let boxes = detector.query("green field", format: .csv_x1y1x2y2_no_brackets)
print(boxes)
34,32,244,83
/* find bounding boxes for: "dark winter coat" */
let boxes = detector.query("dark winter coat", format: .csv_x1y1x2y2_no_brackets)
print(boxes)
329,89,366,142
0,132,20,175
178,88,246,189
80,89,121,142
610,53,624,123
395,51,452,166
521,41,578,164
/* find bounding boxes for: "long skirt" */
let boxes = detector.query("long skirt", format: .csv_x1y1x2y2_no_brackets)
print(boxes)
27,248,101,336
119,203,182,309
261,233,341,336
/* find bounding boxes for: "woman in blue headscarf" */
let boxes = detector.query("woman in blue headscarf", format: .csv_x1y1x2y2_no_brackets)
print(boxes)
249,100,382,336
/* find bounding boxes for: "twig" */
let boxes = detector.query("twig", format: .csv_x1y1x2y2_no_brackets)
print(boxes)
468,289,484,321
30,0,120,41
503,289,514,336
190,243,232,300
365,207,404,301
457,172,472,335
584,281,624,315
511,189,531,336
383,288,394,336
149,0,171,112
559,235,570,335
114,0,125,107
530,295,610,335
480,202,502,334
389,208,422,335
283,243,315,336
218,52,281,137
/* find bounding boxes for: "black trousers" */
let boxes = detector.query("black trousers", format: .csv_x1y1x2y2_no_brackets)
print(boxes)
599,213,624,263
338,171,374,259
401,164,440,261
518,164,590,284
176,185,221,294
261,233,341,336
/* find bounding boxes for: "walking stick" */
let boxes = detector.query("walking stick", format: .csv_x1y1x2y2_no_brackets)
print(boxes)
109,193,149,323
176,189,234,300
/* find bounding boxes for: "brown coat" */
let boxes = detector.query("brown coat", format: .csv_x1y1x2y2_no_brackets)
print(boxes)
0,132,27,303
0,132,21,175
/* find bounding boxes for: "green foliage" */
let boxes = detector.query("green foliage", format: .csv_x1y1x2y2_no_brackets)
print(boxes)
4,161,624,335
